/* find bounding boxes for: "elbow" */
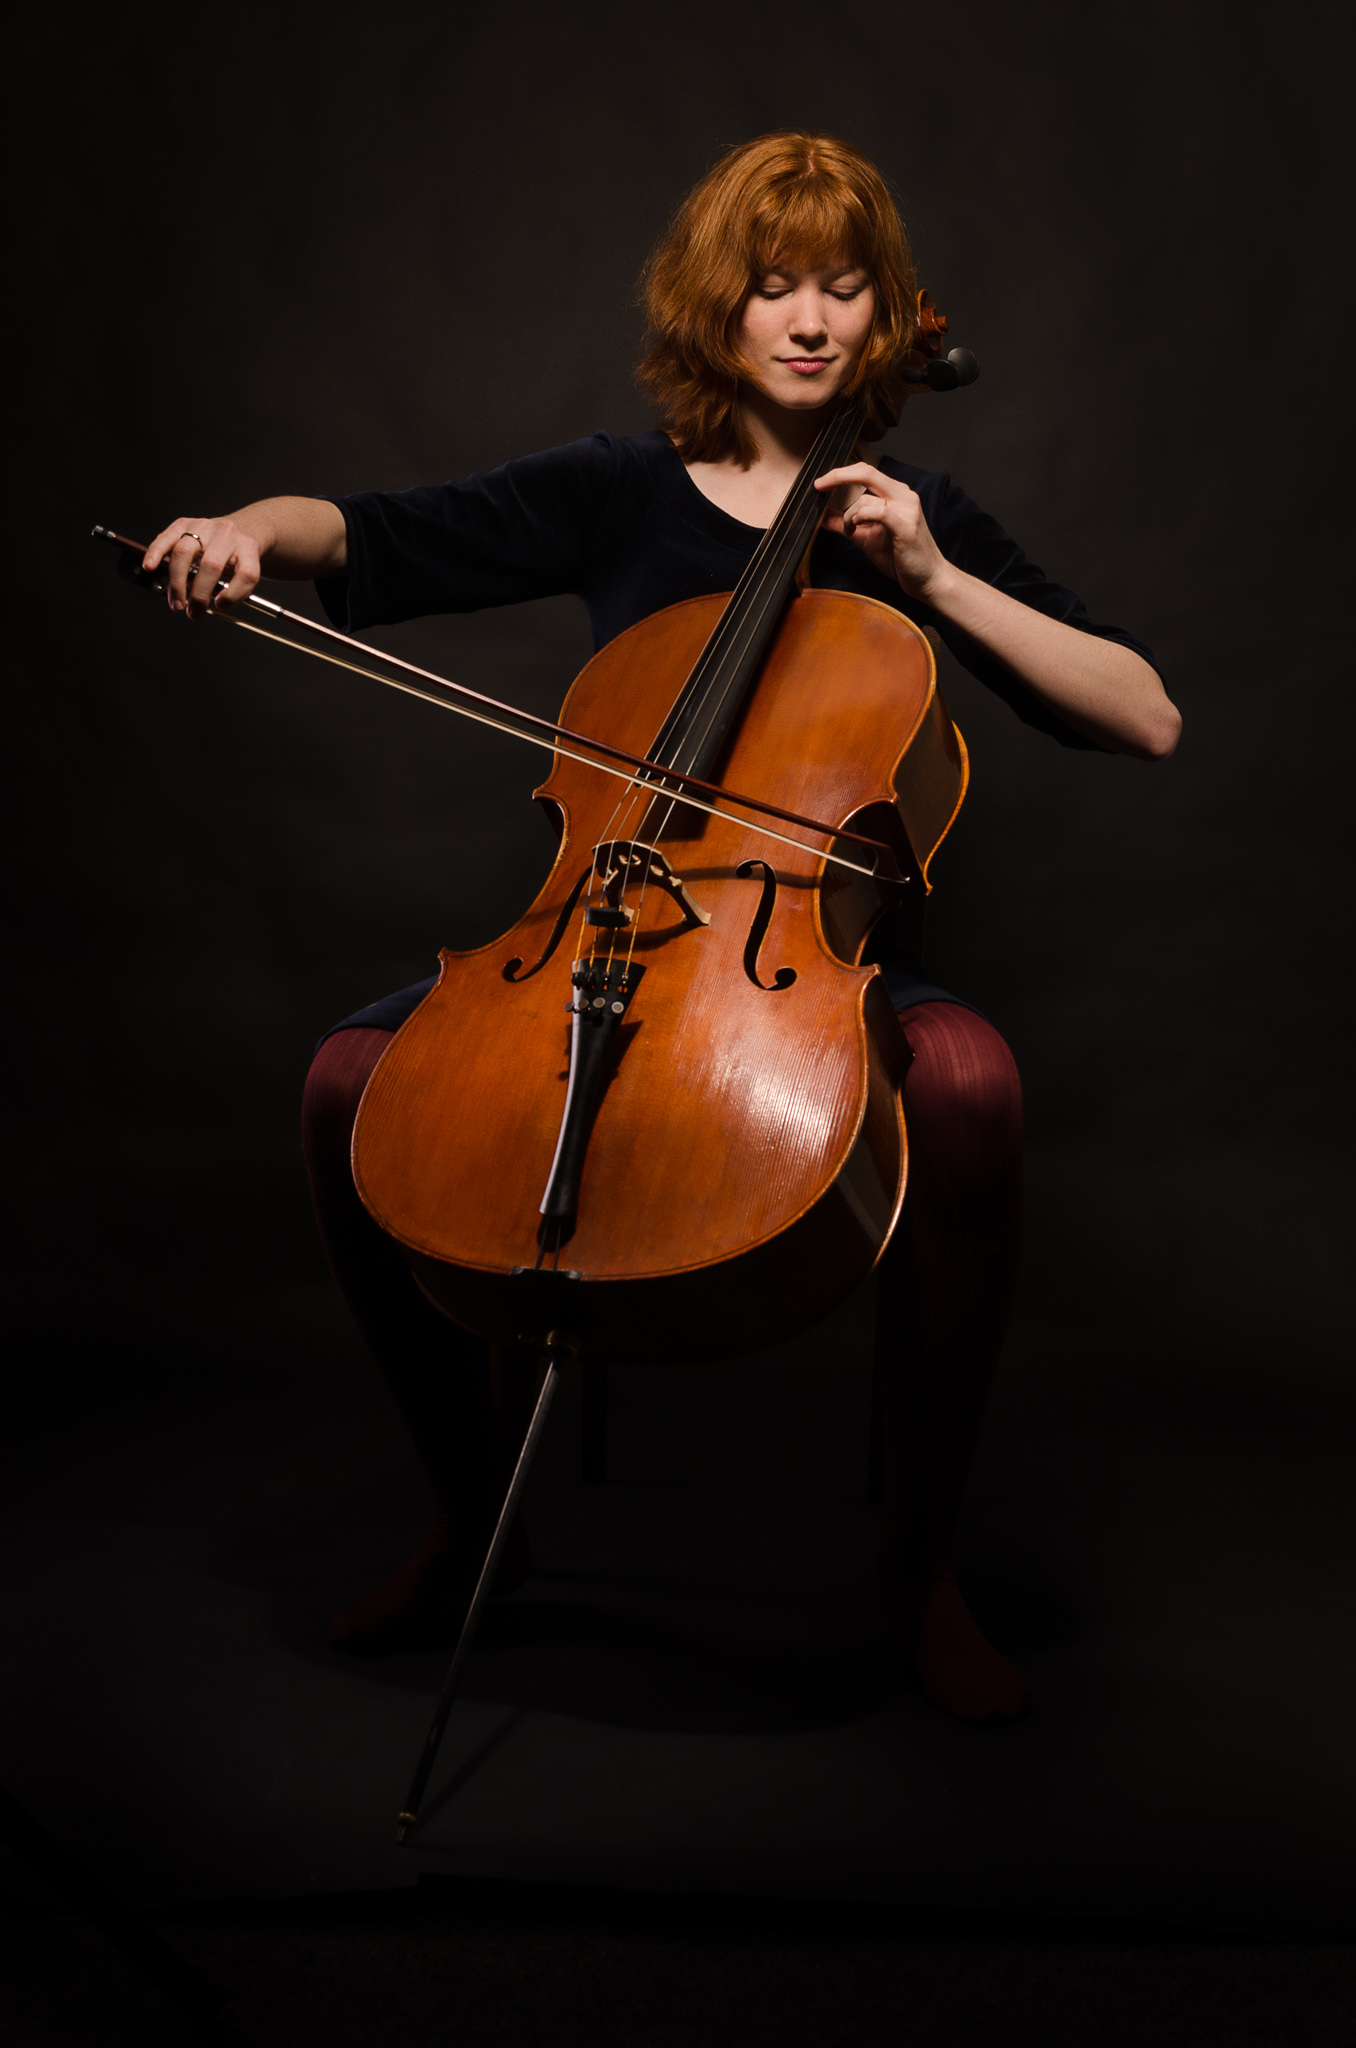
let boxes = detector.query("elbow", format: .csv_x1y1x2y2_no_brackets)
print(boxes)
1128,698,1182,762
1147,700,1183,760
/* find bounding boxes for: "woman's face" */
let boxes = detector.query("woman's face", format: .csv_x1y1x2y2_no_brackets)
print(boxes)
737,257,875,411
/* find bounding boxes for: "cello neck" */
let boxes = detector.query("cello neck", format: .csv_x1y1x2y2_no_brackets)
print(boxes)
647,399,866,784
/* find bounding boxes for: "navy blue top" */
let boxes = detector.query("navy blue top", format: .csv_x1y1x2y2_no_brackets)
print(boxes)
317,428,1158,749
315,429,1159,1039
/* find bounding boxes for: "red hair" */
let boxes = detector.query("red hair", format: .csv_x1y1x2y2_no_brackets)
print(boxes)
638,133,919,466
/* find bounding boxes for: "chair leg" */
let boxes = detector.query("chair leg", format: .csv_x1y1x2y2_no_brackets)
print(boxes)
581,1356,608,1484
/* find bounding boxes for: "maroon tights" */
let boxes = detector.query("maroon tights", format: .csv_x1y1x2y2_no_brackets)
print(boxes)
301,999,1026,1719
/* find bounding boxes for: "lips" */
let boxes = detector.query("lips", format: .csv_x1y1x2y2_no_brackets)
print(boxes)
782,358,830,374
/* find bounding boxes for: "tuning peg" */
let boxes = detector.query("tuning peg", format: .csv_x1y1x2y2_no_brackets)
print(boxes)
935,346,979,389
903,347,980,392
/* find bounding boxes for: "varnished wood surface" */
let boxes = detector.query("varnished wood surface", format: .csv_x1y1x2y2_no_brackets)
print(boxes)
352,589,965,1357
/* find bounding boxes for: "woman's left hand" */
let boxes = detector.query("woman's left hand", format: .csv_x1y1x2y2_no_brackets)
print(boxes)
815,462,1181,759
815,463,952,602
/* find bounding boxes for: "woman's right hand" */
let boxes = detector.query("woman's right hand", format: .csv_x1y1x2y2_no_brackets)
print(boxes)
142,514,271,620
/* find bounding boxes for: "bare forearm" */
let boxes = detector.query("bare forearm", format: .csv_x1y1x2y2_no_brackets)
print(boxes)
229,496,348,579
816,462,1182,760
922,564,1180,759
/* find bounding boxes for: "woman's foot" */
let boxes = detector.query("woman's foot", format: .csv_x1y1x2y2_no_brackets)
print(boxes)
327,1510,532,1654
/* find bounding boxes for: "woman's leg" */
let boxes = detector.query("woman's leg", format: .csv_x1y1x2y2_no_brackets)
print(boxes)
876,1000,1027,1722
302,1026,529,1652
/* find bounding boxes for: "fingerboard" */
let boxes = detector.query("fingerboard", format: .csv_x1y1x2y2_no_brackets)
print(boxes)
646,400,865,784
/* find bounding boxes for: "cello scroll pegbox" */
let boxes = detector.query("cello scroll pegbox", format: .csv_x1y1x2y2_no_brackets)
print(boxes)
901,289,980,390
917,288,949,350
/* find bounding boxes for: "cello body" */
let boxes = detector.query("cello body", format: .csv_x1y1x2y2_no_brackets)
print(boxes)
351,583,967,1359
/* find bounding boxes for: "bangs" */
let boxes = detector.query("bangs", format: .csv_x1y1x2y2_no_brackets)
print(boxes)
639,133,920,465
748,179,874,277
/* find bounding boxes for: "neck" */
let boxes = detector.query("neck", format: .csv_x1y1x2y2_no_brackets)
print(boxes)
737,383,843,475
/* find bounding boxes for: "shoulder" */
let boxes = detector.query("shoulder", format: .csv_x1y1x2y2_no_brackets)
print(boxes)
580,427,678,491
487,427,673,514
488,429,621,492
502,427,671,479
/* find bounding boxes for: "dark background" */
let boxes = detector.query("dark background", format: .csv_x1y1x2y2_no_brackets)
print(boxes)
5,0,1355,1992
12,0,1353,1386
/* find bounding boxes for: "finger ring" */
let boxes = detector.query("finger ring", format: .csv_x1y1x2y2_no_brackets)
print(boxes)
180,530,205,551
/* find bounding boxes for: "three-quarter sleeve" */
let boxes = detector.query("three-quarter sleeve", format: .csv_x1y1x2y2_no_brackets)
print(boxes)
899,466,1163,752
314,433,626,631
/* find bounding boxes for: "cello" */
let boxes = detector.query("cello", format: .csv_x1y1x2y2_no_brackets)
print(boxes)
352,386,969,1363
95,290,979,1832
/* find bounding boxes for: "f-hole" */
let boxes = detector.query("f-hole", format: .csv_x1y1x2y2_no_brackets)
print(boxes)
736,859,797,992
503,867,591,982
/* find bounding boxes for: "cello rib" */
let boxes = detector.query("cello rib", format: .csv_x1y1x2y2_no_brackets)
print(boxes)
351,588,963,1360
892,675,970,886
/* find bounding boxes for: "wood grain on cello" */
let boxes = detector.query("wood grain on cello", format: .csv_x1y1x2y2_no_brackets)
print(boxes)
351,409,969,1360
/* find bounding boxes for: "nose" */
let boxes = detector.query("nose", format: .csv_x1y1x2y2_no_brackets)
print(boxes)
787,288,829,348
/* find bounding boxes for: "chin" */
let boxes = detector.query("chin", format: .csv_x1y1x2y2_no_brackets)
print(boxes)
775,380,838,409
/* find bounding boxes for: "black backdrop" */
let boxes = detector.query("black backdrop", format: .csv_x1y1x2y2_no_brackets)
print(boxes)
13,0,1351,1397
7,0,1354,1903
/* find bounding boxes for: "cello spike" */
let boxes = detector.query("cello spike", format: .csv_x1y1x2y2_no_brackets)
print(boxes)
394,1335,574,1844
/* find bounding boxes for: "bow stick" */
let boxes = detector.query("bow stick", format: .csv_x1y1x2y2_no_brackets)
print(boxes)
93,527,907,885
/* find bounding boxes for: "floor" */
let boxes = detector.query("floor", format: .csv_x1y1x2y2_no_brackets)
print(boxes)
5,1884,1356,2047
4,1278,1352,1950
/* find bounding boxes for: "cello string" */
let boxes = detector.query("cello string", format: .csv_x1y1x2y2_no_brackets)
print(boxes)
625,404,862,873
642,402,856,775
636,402,858,827
622,463,831,870
528,399,862,954
639,460,830,782
570,392,850,954
581,764,658,964
201,409,875,1002
218,577,893,858
220,582,891,862
216,611,889,879
653,403,861,787
662,401,855,766
617,466,844,925
573,771,663,984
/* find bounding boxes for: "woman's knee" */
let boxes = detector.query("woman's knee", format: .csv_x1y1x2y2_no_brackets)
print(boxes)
897,1001,1023,1179
301,1027,393,1172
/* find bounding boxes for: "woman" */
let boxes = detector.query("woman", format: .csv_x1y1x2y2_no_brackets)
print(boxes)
145,134,1179,1725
